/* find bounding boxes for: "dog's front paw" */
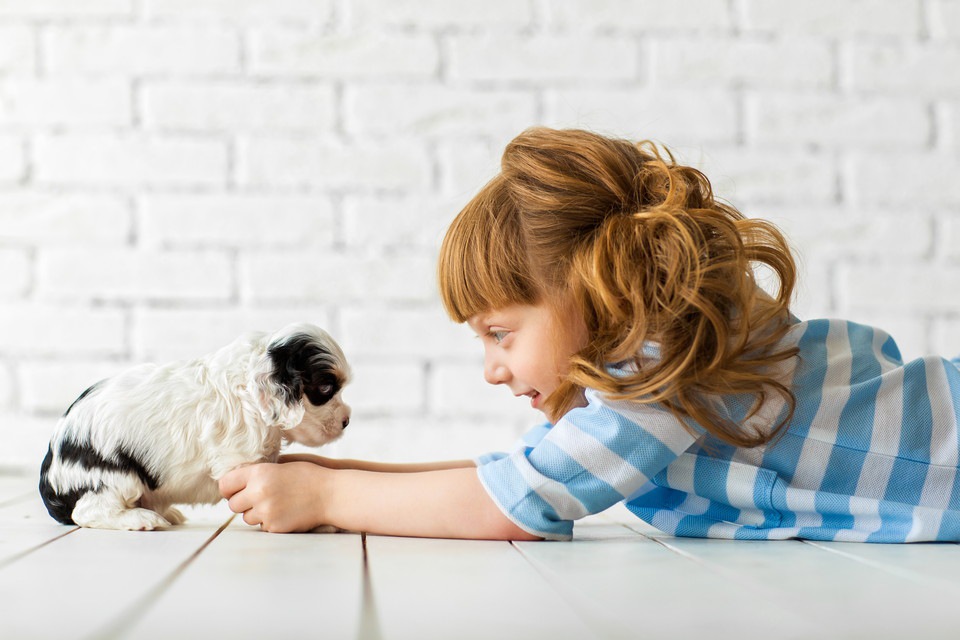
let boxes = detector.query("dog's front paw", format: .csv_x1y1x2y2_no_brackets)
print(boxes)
82,508,172,531
160,507,186,526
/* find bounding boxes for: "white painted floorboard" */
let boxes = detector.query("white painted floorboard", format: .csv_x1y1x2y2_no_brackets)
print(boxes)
3,474,960,639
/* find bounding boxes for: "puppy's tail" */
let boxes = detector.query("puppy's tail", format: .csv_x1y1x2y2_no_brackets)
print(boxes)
39,446,78,525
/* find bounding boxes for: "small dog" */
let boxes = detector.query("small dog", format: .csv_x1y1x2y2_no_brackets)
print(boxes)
39,323,351,530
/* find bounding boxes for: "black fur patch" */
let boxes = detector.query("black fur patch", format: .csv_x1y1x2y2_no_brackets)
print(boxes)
39,445,83,525
58,438,159,491
268,332,342,407
38,437,160,525
63,380,104,417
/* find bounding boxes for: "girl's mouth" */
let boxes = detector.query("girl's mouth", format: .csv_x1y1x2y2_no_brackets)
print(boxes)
529,391,541,409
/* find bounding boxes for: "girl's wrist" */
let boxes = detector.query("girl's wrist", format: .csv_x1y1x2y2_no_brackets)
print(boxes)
311,464,338,526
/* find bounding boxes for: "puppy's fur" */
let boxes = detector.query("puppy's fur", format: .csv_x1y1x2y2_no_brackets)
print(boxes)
39,323,351,531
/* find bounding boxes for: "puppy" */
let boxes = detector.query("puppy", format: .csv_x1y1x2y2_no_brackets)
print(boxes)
39,322,351,531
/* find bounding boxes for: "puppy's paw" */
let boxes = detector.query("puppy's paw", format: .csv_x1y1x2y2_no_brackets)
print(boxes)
160,507,186,526
85,508,171,531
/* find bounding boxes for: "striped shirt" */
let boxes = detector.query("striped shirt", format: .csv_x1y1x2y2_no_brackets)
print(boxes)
476,318,960,542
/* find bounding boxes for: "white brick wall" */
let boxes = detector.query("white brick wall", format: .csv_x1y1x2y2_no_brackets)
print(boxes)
1,1,959,471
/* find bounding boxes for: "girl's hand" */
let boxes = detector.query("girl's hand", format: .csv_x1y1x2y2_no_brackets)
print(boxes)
218,462,331,533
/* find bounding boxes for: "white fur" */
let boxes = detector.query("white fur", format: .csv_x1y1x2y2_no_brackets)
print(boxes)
40,322,351,530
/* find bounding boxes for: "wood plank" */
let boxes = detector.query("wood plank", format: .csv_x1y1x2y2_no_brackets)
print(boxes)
364,535,597,639
0,479,80,571
804,540,960,593
0,512,233,639
118,523,365,639
0,474,37,506
516,517,820,639
647,534,960,637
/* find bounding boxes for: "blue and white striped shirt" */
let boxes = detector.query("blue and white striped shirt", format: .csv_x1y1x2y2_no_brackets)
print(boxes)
476,319,960,542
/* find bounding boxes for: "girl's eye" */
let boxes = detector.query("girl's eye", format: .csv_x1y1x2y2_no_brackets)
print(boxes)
488,330,508,344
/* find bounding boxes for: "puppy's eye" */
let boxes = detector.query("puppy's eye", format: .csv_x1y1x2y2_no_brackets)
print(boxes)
304,382,338,406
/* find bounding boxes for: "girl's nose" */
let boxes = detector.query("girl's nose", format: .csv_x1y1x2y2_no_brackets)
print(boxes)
484,354,509,386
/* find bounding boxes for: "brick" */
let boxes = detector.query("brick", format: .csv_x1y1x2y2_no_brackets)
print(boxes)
240,251,435,303
749,95,930,148
931,0,960,38
20,360,133,414
342,195,461,250
0,192,130,246
0,78,130,127
0,412,58,470
345,85,536,137
430,362,542,419
238,137,431,190
351,0,532,28
34,134,227,188
250,31,438,78
853,153,960,206
0,0,132,17
851,43,960,96
0,364,11,408
140,194,335,248
743,0,922,37
449,35,638,82
0,304,126,355
0,26,34,74
44,26,239,75
655,37,833,89
545,89,738,145
0,250,29,297
143,0,332,22
696,149,837,204
339,305,476,359
132,307,334,361
942,215,960,260
36,249,233,302
549,0,731,31
932,317,960,359
345,362,425,414
0,135,23,182
436,139,499,195
142,81,336,132
760,206,932,262
838,265,960,313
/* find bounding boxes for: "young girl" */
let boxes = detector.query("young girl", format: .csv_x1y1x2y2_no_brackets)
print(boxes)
220,127,960,543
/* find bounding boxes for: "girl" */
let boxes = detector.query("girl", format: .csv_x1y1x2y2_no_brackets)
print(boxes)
220,127,960,542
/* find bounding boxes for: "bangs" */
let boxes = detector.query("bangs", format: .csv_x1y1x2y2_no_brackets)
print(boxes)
437,175,540,323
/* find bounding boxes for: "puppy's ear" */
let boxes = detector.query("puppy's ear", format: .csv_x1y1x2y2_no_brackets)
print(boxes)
247,339,306,429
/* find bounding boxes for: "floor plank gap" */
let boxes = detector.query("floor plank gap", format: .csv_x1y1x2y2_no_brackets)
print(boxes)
86,514,236,640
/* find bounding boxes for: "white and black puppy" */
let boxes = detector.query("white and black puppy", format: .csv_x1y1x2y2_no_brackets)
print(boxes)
39,323,351,531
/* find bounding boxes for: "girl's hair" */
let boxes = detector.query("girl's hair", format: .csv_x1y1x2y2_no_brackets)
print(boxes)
438,127,798,448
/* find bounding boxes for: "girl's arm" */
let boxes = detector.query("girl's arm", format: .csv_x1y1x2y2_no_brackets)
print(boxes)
277,453,476,473
218,462,541,541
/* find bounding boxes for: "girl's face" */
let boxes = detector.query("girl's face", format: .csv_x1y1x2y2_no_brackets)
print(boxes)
468,302,588,422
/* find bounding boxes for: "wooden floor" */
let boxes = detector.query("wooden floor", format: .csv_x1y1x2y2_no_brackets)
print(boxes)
2,474,960,640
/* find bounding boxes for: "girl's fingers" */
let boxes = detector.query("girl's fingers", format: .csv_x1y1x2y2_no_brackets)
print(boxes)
218,466,250,498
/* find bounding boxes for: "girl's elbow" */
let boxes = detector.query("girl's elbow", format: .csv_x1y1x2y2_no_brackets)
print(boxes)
492,516,543,541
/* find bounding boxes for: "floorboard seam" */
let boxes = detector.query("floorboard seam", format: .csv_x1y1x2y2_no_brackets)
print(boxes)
86,514,235,640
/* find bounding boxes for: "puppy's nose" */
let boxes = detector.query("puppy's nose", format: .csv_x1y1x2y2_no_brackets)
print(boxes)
342,417,350,430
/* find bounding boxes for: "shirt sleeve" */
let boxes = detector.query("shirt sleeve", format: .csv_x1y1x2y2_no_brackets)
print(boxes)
476,389,698,540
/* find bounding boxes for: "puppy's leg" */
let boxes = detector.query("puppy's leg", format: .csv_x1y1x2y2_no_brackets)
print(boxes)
160,506,186,526
71,476,171,531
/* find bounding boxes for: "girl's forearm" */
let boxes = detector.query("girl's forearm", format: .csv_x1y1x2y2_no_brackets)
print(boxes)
281,453,475,473
321,466,541,541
